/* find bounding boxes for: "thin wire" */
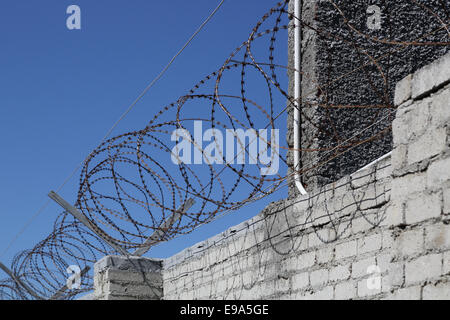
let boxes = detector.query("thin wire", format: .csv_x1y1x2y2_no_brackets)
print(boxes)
0,0,226,261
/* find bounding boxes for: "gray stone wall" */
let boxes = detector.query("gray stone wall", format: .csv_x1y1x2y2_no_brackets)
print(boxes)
92,51,450,300
288,0,449,196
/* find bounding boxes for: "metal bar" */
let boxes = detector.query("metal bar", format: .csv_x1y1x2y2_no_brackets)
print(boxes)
48,191,129,256
0,261,43,300
50,266,91,300
133,198,195,257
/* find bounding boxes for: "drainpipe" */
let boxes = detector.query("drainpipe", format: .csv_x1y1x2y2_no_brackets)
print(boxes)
293,0,308,195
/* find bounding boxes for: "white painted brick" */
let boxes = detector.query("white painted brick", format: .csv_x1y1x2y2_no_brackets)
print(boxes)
389,286,421,300
357,278,382,297
423,282,450,300
329,264,351,282
425,223,450,250
335,240,357,260
382,231,395,249
427,157,450,189
405,192,442,224
310,269,329,287
405,254,442,285
412,52,450,99
408,128,447,164
358,233,382,254
395,229,424,257
352,217,373,234
392,117,409,145
335,282,357,300
292,272,309,291
395,74,412,106
353,257,377,279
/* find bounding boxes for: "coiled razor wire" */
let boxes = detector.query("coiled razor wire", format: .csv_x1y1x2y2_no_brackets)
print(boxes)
0,0,448,300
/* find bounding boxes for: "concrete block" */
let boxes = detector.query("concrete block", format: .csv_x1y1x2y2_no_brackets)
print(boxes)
394,74,412,106
391,173,426,202
427,157,450,189
352,257,377,279
425,223,450,250
335,282,357,300
395,229,424,257
430,86,450,127
293,251,316,271
405,192,442,225
391,144,407,171
412,52,450,99
292,272,309,291
405,253,442,285
388,286,421,300
444,188,450,215
310,269,329,287
423,282,450,300
377,253,392,273
335,240,357,260
357,278,381,298
444,252,450,275
388,262,405,287
381,202,404,228
329,264,351,282
316,246,334,264
407,128,447,164
310,286,334,300
358,234,382,254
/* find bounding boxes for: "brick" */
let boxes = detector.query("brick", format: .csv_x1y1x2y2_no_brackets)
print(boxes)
394,74,412,106
405,254,442,285
423,282,450,300
412,52,450,99
335,240,357,260
427,158,450,189
358,234,382,254
425,223,450,250
405,193,441,224
310,269,329,287
335,282,357,300
389,286,421,300
352,257,377,279
395,229,424,257
388,262,404,287
329,264,351,282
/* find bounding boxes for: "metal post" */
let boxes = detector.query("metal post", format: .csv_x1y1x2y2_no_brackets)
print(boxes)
0,261,43,300
48,191,129,256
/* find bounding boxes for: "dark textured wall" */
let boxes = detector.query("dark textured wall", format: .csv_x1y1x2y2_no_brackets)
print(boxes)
289,0,449,194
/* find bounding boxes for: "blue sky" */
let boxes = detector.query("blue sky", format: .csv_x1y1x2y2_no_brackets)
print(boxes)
0,0,290,267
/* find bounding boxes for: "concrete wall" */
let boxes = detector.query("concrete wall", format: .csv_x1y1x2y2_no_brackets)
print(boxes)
93,52,450,300
287,0,449,195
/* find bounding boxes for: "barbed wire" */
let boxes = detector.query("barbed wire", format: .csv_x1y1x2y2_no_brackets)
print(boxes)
0,0,448,300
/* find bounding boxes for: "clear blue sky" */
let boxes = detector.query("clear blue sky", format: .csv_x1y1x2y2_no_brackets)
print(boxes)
0,0,289,266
